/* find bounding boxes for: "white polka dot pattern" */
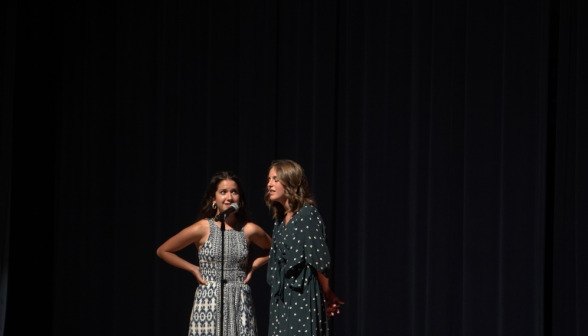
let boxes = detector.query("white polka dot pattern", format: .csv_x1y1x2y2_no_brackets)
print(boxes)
266,204,331,336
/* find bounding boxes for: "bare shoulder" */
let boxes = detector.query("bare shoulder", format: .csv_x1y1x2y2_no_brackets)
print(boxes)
184,219,211,234
243,222,271,248
243,222,265,235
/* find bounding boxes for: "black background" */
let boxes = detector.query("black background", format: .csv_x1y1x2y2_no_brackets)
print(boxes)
1,0,586,335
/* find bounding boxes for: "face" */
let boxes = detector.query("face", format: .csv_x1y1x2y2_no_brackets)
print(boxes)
213,179,240,213
267,167,286,205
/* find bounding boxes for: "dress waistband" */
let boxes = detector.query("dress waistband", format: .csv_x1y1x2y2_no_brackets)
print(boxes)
200,266,247,282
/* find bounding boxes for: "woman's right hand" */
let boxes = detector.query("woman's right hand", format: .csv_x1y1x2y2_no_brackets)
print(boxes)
192,266,208,285
157,220,209,281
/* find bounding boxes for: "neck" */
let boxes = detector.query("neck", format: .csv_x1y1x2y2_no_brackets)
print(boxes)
280,200,291,213
217,213,237,226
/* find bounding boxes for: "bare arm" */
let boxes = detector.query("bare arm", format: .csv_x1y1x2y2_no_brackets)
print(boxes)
156,220,208,284
243,223,272,283
317,270,345,318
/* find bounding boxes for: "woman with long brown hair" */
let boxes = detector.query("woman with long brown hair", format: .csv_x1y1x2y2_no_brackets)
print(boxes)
265,160,344,336
157,171,271,336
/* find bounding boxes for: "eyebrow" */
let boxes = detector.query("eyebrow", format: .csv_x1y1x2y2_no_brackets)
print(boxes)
217,189,239,193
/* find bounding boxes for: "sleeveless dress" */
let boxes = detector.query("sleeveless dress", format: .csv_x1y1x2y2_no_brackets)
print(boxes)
188,219,257,336
266,204,331,336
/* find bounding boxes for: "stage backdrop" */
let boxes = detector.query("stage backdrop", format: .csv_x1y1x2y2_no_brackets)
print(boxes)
2,0,586,335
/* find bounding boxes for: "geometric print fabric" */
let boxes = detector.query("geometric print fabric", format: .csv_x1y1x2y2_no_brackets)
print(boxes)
189,219,257,336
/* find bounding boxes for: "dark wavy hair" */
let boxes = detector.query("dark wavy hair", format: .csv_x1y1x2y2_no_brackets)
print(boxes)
264,160,316,219
198,171,252,224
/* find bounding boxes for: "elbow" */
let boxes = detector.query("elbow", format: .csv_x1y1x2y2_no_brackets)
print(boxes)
156,246,165,258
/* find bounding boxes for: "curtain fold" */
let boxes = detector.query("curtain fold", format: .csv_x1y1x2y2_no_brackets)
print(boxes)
0,0,16,330
0,0,18,332
550,0,588,335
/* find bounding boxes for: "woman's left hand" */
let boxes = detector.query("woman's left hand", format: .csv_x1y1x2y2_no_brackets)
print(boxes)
325,290,345,319
243,266,255,284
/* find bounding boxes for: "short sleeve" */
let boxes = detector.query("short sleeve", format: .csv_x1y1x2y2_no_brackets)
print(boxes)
284,205,331,279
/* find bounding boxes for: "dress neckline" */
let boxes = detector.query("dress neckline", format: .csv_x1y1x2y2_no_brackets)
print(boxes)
282,208,302,226
209,218,240,231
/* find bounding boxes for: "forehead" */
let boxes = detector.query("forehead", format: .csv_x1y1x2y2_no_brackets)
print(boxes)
216,179,238,191
268,167,277,176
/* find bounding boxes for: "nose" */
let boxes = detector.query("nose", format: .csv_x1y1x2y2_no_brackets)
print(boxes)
267,180,272,188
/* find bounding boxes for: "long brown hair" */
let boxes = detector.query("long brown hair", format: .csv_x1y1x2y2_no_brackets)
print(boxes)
264,159,316,219
198,171,252,223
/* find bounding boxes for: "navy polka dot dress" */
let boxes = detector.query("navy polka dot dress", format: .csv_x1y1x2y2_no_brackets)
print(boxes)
267,204,331,336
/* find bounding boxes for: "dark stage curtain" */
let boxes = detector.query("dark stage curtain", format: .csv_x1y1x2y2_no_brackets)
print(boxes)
0,0,17,333
2,0,586,336
549,0,588,335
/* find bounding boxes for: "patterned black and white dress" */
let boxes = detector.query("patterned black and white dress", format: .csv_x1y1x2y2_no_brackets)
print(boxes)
267,204,331,336
188,219,257,336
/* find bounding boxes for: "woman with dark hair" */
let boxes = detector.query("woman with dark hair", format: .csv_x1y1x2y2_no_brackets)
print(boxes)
265,160,344,336
157,171,271,336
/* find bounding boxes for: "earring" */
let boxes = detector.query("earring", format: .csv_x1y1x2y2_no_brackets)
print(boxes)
212,203,217,209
